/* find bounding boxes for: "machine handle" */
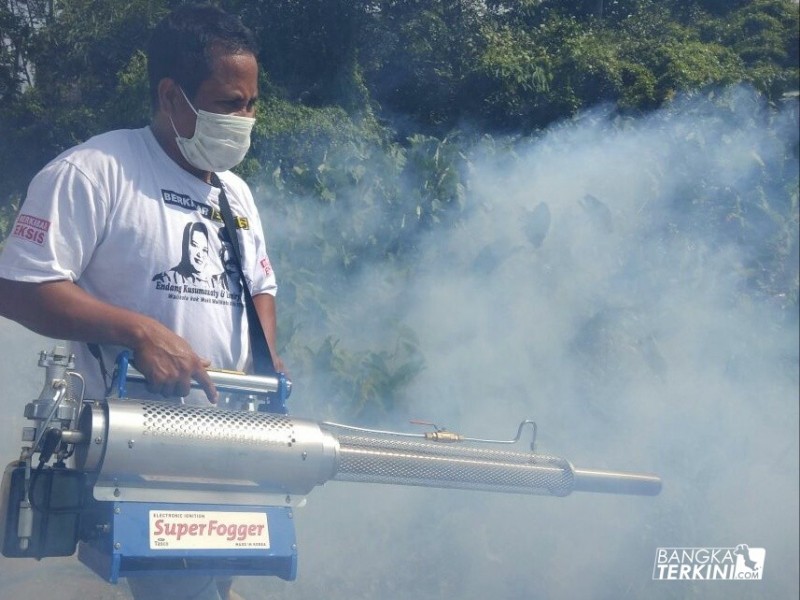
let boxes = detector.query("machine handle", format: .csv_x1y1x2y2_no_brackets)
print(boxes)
112,351,292,406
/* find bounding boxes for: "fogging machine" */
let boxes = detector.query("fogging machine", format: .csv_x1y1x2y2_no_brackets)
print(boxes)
1,347,661,583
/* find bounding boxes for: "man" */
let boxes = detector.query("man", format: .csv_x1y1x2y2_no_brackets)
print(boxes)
0,4,281,599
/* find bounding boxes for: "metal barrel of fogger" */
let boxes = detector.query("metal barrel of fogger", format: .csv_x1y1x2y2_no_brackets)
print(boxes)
75,399,660,505
327,428,661,496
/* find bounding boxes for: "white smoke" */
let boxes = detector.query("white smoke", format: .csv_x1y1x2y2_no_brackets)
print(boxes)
247,87,799,599
0,87,797,599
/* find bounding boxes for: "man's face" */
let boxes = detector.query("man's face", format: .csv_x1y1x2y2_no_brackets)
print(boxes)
170,46,258,139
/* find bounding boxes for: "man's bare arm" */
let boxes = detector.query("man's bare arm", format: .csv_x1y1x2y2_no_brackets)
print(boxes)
0,278,217,400
252,292,285,373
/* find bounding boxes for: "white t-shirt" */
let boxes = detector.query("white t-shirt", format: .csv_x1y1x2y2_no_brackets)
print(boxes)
0,127,276,400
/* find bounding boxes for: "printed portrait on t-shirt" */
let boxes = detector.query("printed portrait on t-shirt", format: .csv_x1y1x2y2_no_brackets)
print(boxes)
153,221,214,286
151,221,244,307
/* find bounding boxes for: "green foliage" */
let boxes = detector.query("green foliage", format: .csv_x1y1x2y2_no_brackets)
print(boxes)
295,328,425,421
244,99,468,419
360,0,486,132
227,0,370,110
0,192,20,245
465,23,552,127
402,132,469,229
462,3,759,129
0,0,796,418
718,0,800,98
657,39,743,98
250,96,470,270
1,0,796,192
0,0,160,213
635,87,799,309
110,50,151,128
29,0,163,126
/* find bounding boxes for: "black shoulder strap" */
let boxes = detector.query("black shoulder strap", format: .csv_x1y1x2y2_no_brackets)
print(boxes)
211,173,275,375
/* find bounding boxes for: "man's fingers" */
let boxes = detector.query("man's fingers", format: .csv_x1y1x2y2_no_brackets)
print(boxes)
135,352,212,401
194,363,218,403
174,377,192,398
271,354,286,375
148,376,190,399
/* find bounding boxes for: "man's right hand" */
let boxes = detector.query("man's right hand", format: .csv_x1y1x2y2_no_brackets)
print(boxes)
131,321,218,402
0,278,218,402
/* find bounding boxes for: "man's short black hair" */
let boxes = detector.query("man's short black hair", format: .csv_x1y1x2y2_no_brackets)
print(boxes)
147,3,258,110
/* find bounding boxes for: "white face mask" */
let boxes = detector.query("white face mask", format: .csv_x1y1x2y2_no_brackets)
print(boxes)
170,87,256,173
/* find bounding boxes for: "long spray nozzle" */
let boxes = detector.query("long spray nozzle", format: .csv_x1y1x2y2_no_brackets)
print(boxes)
74,399,661,506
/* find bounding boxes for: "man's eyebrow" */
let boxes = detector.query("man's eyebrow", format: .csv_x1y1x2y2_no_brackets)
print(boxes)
222,94,257,102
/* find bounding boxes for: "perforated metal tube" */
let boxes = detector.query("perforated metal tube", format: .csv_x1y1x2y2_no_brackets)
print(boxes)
81,400,339,506
78,400,660,505
325,427,661,496
331,432,575,496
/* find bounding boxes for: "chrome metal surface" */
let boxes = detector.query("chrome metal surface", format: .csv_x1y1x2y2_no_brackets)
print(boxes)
28,385,68,454
572,466,662,496
74,402,107,472
91,400,337,506
79,399,660,504
329,432,575,496
125,367,283,395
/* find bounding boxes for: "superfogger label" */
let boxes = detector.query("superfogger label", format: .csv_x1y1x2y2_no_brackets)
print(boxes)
149,510,270,550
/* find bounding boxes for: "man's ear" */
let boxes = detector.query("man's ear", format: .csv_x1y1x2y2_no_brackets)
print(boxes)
157,78,181,115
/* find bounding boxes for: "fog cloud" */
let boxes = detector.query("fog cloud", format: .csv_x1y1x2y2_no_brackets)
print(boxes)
1,87,797,599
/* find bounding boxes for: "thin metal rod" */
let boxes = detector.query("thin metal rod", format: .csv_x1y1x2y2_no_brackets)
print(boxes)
322,419,538,448
31,383,68,454
322,421,427,440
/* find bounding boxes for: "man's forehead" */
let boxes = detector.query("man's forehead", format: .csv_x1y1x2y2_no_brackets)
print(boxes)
207,43,258,70
203,50,258,90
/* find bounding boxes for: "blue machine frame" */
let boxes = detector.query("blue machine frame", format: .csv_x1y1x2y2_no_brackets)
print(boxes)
77,502,297,583
75,353,298,583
